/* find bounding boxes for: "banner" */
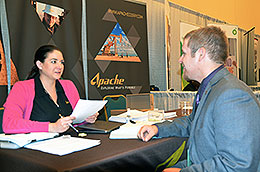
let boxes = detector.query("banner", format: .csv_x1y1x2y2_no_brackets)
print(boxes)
179,22,199,90
87,0,149,100
208,24,239,78
5,0,85,97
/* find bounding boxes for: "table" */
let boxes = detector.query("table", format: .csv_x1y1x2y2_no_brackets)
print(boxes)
0,133,188,172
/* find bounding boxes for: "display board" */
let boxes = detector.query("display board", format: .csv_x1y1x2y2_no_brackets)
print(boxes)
86,0,150,100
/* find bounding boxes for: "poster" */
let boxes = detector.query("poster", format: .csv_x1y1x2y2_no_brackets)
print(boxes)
87,0,149,100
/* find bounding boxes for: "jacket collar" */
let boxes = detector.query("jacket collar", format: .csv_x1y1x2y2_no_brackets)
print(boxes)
194,67,230,115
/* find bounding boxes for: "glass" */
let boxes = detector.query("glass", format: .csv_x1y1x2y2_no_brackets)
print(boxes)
148,109,164,121
178,101,192,115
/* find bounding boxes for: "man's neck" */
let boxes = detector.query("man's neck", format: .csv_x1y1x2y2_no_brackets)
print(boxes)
200,63,223,82
39,75,56,92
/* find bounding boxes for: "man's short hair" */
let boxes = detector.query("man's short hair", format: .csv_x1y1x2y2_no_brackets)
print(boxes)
184,26,228,64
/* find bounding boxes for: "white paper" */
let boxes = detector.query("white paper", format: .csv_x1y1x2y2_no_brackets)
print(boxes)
0,132,58,148
164,111,177,118
109,109,148,123
109,121,156,139
71,99,107,123
25,135,101,156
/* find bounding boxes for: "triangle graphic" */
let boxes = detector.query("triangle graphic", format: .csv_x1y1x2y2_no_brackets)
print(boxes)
129,86,142,94
48,38,56,45
0,40,19,85
127,25,140,48
71,56,84,89
88,83,103,99
87,50,94,60
127,36,140,48
127,25,140,37
31,1,69,35
95,23,141,63
95,61,111,73
89,50,110,73
102,9,117,22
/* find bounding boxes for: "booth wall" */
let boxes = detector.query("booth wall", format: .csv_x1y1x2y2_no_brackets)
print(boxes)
170,0,260,35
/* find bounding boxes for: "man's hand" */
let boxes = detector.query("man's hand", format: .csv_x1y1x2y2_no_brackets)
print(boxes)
137,125,158,142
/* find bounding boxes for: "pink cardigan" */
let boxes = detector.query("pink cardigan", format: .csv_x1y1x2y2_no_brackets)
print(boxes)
3,79,80,134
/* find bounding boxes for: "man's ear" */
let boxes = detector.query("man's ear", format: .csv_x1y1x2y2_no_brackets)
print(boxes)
196,47,206,62
36,60,43,70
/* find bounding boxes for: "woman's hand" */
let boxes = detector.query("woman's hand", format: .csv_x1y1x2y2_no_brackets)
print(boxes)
48,116,76,133
85,112,99,123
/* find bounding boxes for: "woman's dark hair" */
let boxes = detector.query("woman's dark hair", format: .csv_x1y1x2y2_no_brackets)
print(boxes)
26,45,62,80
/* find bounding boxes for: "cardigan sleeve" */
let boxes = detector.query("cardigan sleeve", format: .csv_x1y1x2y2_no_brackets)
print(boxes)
3,81,49,134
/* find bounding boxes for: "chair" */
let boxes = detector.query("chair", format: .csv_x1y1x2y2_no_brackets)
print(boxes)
103,95,127,121
0,107,4,133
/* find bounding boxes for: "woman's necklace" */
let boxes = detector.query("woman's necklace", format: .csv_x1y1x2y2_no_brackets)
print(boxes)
44,88,59,107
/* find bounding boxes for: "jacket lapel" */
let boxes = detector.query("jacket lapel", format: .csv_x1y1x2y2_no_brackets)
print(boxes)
192,68,230,123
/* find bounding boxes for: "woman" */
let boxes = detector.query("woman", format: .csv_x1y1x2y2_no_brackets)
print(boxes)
2,45,98,133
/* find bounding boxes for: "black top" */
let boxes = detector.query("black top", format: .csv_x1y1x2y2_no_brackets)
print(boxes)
30,76,73,123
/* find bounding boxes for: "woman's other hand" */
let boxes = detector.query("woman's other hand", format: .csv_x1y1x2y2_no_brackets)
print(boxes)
85,112,99,123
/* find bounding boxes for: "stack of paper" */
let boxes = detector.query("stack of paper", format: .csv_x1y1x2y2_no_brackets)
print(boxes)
109,109,148,123
109,121,156,139
164,111,177,118
0,132,59,149
25,135,101,156
108,110,176,139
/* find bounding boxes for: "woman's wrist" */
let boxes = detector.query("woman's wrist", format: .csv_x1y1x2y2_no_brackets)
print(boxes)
48,123,55,132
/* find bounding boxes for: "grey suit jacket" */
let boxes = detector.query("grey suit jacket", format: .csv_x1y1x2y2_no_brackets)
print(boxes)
157,68,260,171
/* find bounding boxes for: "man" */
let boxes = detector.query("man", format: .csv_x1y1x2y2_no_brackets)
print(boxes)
138,26,260,171
42,5,59,34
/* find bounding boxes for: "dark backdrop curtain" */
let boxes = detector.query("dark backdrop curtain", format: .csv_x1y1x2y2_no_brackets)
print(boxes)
5,0,85,98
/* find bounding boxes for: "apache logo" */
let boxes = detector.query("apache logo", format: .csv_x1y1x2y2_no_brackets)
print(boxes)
90,73,125,88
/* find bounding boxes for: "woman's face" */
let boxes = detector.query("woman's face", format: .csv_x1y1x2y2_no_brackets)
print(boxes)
37,50,64,81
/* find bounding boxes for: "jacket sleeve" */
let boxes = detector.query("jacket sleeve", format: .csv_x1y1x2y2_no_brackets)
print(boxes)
181,88,260,172
156,99,196,138
156,115,193,138
3,82,49,134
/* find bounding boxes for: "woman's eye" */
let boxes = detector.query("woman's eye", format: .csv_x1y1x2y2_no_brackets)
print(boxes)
50,60,57,64
61,61,65,65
